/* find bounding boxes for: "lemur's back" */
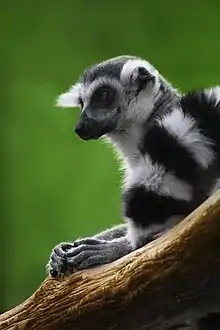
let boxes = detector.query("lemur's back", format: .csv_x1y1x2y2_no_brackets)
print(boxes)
181,88,220,159
181,88,220,199
123,87,220,244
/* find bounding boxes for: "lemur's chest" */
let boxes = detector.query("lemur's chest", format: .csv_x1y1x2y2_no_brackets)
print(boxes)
123,154,164,191
124,153,219,196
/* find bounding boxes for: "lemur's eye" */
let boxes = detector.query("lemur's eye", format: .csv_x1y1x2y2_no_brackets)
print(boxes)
98,89,110,102
78,97,84,108
93,86,114,105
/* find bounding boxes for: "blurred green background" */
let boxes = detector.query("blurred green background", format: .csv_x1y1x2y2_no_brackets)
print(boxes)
1,0,220,313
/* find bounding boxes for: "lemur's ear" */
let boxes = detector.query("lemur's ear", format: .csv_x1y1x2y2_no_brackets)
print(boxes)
130,66,155,91
56,83,82,108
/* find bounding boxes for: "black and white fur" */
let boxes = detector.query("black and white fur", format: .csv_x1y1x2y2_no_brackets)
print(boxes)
48,55,220,278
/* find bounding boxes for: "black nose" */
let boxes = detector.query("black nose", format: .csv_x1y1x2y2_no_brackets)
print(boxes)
75,121,90,140
75,114,105,140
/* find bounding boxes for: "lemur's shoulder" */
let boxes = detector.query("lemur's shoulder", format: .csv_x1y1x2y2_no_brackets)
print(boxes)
180,87,220,158
181,86,220,119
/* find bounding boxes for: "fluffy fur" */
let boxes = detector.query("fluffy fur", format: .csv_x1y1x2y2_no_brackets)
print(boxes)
48,56,220,329
49,54,220,270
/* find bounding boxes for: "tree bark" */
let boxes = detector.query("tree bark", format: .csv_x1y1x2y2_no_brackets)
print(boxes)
1,191,220,330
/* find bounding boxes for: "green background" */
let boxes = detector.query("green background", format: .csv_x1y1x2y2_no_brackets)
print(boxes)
1,0,220,313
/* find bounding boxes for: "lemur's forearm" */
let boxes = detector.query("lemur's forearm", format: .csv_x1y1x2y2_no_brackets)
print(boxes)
92,223,127,241
48,234,133,275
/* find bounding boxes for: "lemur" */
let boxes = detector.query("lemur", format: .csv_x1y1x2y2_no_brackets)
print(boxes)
48,55,220,277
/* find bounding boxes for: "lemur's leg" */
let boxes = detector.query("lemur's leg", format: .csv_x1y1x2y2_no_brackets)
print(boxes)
48,224,134,277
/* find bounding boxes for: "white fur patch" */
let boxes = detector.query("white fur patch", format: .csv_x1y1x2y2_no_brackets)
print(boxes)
108,126,143,166
117,59,162,126
127,220,164,248
204,86,220,106
159,108,215,169
124,154,164,190
126,90,156,123
159,173,192,201
56,83,83,108
127,214,183,248
125,154,192,201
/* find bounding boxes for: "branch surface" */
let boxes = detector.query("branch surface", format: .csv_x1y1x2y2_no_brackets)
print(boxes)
1,191,220,330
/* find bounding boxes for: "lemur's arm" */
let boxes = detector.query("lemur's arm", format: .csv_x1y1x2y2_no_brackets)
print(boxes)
47,223,134,277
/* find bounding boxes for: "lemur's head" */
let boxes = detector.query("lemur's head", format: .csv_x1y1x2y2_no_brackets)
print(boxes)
57,55,166,140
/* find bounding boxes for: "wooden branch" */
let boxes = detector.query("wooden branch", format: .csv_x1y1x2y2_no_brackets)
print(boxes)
1,191,220,330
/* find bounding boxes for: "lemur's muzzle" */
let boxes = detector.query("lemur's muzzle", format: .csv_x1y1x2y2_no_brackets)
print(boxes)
75,116,98,140
75,113,112,140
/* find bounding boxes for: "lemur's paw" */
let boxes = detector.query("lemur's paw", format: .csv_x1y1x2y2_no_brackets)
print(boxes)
47,239,108,277
47,242,74,277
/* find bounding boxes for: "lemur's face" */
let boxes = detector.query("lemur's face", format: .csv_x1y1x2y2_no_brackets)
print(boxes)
57,56,161,140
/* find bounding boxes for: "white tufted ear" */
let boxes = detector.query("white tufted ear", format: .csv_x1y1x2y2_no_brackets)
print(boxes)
120,59,159,86
56,83,83,108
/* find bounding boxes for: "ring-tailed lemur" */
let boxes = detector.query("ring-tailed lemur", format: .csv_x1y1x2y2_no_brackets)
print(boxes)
48,55,220,277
